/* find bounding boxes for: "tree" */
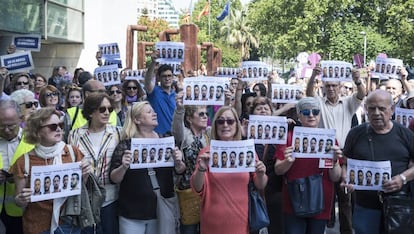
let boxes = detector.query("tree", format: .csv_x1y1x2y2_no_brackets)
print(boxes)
220,8,259,60
137,15,170,43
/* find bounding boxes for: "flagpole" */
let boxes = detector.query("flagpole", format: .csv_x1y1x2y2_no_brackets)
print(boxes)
208,0,211,41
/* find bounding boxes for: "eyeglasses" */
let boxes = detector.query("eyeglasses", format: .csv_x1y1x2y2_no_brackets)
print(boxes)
109,90,122,95
216,118,236,125
44,92,59,97
41,122,64,131
21,101,39,108
98,106,114,113
300,109,320,116
17,81,29,86
126,86,138,90
0,124,18,131
198,112,208,117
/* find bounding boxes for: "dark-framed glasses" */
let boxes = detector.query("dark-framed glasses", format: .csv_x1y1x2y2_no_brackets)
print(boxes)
21,101,39,108
41,122,64,131
109,90,122,95
216,118,236,125
98,106,114,113
44,92,59,97
300,109,320,116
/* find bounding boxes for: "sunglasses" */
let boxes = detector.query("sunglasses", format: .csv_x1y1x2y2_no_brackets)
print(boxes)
98,106,114,113
216,118,236,125
109,90,122,95
198,112,208,117
21,101,39,108
44,92,59,97
41,122,64,131
300,109,320,116
127,86,138,90
17,81,29,86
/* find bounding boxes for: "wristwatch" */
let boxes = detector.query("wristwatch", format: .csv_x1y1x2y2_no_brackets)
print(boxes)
399,174,407,185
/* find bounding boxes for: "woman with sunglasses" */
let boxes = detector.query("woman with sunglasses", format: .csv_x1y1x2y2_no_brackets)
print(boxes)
68,93,122,234
172,92,211,234
191,106,268,233
11,108,90,234
109,101,185,234
108,84,128,126
39,85,62,111
10,89,40,127
274,97,342,234
122,80,145,105
8,73,34,94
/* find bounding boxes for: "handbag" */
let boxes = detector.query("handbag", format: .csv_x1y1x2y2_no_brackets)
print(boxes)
248,173,270,231
286,172,324,217
175,187,200,225
148,168,180,234
381,192,414,234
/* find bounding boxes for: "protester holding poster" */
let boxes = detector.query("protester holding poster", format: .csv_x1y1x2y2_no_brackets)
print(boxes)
172,92,211,233
191,106,267,233
109,101,185,233
11,108,90,234
68,93,122,234
274,97,343,234
342,90,414,234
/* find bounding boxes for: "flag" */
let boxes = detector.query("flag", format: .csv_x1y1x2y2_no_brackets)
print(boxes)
216,1,230,21
197,2,210,21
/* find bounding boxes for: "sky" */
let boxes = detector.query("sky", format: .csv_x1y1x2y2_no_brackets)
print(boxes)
171,0,252,11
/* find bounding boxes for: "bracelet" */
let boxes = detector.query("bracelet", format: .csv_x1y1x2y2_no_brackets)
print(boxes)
198,166,207,172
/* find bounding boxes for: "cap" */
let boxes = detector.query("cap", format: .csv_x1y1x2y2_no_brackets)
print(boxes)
296,97,320,114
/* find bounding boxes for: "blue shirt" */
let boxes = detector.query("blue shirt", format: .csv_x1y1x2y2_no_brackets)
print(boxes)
147,86,176,134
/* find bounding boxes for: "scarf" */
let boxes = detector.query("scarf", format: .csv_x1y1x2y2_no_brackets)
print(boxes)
35,141,68,234
126,95,138,104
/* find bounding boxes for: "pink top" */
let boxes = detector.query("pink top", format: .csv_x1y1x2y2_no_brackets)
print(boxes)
191,146,252,234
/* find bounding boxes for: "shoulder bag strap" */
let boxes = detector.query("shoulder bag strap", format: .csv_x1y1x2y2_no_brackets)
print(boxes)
71,107,80,130
67,145,75,162
24,153,30,175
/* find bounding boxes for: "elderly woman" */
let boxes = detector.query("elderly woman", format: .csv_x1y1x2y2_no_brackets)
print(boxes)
68,93,121,233
274,97,342,234
11,108,90,234
108,84,128,126
109,101,185,233
10,89,39,127
249,96,284,234
39,85,61,110
191,106,268,233
172,92,211,233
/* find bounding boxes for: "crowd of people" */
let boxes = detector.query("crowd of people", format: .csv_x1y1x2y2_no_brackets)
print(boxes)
0,44,414,234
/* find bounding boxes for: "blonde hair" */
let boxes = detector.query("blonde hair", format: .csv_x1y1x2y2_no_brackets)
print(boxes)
24,108,62,144
122,101,151,140
211,106,241,140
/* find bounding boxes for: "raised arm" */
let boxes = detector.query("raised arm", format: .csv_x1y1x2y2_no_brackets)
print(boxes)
144,50,159,95
352,69,366,100
306,67,322,97
171,91,185,146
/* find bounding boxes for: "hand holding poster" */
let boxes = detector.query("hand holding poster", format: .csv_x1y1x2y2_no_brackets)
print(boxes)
98,43,122,68
373,57,403,79
248,115,288,144
30,162,82,202
130,137,175,169
291,127,336,159
183,76,229,106
346,159,391,191
209,139,256,173
394,107,414,127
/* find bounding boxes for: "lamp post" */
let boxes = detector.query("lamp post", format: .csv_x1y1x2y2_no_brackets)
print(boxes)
360,31,367,67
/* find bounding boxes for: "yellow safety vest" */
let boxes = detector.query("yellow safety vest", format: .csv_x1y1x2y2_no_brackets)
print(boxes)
11,135,34,166
67,106,117,130
0,153,23,217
